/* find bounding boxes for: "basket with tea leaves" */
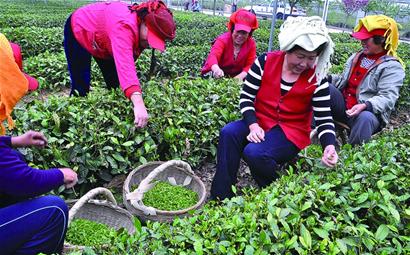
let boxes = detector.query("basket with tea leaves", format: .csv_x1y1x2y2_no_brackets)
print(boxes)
123,160,207,222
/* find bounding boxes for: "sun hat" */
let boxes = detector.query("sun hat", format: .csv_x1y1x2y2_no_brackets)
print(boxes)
228,9,258,33
352,14,402,64
143,1,176,52
278,16,334,83
352,26,386,40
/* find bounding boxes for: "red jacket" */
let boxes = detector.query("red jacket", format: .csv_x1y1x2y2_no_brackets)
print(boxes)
255,51,317,149
201,32,256,77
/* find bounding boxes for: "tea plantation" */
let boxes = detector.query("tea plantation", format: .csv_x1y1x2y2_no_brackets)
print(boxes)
1,0,409,254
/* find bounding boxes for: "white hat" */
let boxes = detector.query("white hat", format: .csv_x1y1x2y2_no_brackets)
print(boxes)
279,16,334,83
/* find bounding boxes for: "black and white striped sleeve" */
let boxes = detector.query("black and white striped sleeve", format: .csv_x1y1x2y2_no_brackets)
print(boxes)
240,53,267,126
312,79,336,148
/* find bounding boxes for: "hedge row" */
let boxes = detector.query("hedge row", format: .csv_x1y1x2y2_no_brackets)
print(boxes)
77,125,410,254
12,78,240,195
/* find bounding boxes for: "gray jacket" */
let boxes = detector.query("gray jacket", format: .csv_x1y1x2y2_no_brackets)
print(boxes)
331,52,405,126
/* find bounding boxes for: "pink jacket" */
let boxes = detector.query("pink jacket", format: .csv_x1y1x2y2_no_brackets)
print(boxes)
71,2,142,94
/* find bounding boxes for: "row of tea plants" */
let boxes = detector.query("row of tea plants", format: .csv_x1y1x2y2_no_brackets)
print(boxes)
1,1,409,253
69,125,410,254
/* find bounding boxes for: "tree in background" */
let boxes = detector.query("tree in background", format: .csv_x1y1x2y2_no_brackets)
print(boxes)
363,0,400,17
286,0,311,15
340,0,369,27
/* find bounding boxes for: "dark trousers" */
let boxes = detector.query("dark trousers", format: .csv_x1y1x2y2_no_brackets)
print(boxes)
0,195,68,255
329,84,381,145
63,15,119,96
210,120,299,200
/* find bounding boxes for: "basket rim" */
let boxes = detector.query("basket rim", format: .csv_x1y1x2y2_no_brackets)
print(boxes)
123,161,207,215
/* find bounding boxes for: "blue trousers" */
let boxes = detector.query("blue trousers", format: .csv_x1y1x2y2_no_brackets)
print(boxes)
63,16,119,96
329,85,381,145
0,195,68,255
210,120,299,200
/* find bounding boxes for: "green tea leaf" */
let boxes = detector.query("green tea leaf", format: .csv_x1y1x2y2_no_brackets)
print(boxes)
193,240,203,255
300,224,312,249
301,201,312,211
313,228,329,239
336,239,347,254
244,245,254,255
375,224,389,241
122,141,134,147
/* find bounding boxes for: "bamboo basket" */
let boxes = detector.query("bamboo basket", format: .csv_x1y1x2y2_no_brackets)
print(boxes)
67,187,135,233
123,160,206,222
64,188,135,253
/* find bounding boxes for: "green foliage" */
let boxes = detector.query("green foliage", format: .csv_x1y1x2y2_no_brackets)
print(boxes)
12,78,239,195
93,125,410,254
141,181,198,211
25,51,104,91
1,26,63,57
3,2,410,253
12,88,159,195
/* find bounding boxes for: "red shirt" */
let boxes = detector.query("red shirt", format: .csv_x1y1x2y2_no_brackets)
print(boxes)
201,32,256,77
344,51,386,109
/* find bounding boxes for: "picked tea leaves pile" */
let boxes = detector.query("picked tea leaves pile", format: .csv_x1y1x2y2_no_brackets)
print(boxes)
66,219,115,246
142,181,198,211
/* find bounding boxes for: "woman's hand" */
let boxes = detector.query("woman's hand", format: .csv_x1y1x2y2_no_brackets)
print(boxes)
321,145,338,167
131,93,149,128
211,64,224,78
234,71,248,82
59,168,78,189
346,103,366,117
11,131,47,148
247,123,265,143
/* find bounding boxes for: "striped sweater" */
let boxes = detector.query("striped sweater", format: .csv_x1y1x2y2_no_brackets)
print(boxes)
240,53,336,148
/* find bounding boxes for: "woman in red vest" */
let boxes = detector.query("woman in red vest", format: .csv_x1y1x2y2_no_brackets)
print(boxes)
211,16,339,200
201,9,258,81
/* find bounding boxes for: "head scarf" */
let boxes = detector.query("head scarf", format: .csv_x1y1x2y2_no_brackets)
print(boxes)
279,16,334,83
354,15,404,66
0,33,28,135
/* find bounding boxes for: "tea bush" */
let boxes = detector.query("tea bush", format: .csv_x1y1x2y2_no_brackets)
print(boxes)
1,26,64,58
89,125,410,254
12,78,240,194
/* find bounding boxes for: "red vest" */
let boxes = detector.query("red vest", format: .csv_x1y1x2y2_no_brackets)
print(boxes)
255,51,317,149
219,34,253,77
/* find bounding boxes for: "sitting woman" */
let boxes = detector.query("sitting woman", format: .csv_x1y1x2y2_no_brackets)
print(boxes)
0,34,78,254
328,15,405,145
201,9,258,81
211,16,339,200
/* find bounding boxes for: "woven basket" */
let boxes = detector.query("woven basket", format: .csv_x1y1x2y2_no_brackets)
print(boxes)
68,187,135,234
123,160,206,222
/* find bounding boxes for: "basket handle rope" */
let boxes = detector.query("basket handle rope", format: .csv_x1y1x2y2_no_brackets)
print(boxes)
68,187,117,226
126,160,194,215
